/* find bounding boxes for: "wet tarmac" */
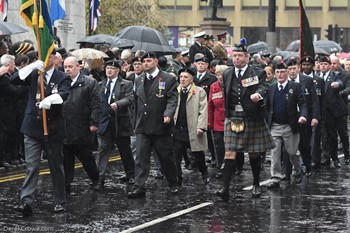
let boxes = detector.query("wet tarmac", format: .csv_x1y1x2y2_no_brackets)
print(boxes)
1,156,350,233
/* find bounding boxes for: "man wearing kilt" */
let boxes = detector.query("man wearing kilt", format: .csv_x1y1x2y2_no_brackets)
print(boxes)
216,39,274,200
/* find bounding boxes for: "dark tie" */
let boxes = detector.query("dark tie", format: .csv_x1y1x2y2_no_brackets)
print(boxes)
105,80,112,103
279,85,283,91
148,75,153,80
182,88,188,94
291,79,295,82
322,72,326,79
237,69,242,79
197,74,202,80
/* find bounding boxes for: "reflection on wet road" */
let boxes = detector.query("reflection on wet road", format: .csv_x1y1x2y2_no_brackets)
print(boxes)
1,156,350,232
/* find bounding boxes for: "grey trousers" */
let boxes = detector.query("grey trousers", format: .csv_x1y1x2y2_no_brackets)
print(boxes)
270,123,301,180
20,135,65,206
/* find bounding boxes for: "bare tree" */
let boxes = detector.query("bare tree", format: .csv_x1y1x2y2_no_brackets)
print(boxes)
86,0,170,35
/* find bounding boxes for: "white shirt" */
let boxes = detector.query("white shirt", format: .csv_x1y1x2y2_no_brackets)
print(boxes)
235,64,248,78
106,76,118,103
45,67,55,83
147,68,160,80
70,73,80,86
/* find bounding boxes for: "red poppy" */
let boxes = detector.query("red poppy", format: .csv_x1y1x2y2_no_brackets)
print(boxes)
158,77,163,82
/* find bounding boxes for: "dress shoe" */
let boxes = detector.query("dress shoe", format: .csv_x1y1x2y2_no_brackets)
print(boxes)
321,159,331,166
216,188,230,201
91,180,101,191
294,173,302,184
155,171,164,179
54,204,66,213
251,185,261,198
202,174,210,184
236,168,243,175
266,181,280,189
215,172,223,179
185,163,193,170
127,189,146,198
170,187,179,195
128,178,135,184
280,175,291,181
14,203,33,216
211,160,217,167
305,171,312,177
7,159,19,166
18,158,25,164
345,159,350,165
334,160,341,168
311,162,321,169
0,161,11,169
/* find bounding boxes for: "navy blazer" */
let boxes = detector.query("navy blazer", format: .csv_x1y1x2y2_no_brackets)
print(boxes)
11,69,71,141
298,74,320,124
267,81,308,133
98,76,134,137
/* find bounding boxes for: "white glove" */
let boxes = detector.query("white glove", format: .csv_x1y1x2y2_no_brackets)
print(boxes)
39,93,63,109
19,60,45,80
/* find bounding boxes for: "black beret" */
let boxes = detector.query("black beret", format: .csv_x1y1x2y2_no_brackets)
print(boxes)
141,51,157,61
300,56,315,64
178,68,196,77
132,56,142,63
285,58,298,67
274,62,287,70
105,59,121,68
318,56,331,64
232,38,247,53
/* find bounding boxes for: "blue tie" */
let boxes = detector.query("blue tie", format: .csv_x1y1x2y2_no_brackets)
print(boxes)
105,80,112,103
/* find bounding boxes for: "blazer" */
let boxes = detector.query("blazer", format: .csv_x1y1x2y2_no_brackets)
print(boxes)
189,42,206,64
194,70,217,98
267,81,308,133
11,69,71,141
134,70,178,135
98,76,134,137
223,66,268,121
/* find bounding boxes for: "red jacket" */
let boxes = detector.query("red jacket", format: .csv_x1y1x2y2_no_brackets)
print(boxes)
208,81,225,132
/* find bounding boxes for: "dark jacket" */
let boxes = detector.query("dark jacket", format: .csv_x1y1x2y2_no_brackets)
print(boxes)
63,73,101,144
189,42,206,64
98,76,134,137
134,70,178,135
267,81,308,133
11,69,71,141
223,66,268,121
194,70,217,98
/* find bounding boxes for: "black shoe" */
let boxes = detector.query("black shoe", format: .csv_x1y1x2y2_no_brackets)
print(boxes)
7,159,19,166
128,178,135,184
215,172,223,179
280,175,291,181
311,162,321,169
91,180,101,191
0,161,11,169
202,174,210,184
127,189,146,198
100,177,105,188
294,173,302,184
334,160,341,168
321,159,331,166
305,171,312,177
345,159,350,165
54,204,66,213
266,181,280,189
155,171,164,179
170,187,179,195
236,168,243,175
211,160,217,167
14,203,33,216
185,163,193,170
18,158,25,164
216,188,230,201
252,185,261,198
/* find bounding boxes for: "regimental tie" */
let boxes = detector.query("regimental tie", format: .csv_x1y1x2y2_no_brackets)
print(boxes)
237,69,242,79
197,74,202,80
182,88,188,94
279,84,283,91
148,75,153,80
105,80,112,103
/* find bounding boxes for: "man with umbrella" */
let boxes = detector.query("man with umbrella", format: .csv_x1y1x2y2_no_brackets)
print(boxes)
128,52,179,198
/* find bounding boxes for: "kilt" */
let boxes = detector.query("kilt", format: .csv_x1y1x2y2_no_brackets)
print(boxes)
224,118,275,153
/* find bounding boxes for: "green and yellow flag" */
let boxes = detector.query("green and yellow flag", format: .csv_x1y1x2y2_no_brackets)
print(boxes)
20,0,55,67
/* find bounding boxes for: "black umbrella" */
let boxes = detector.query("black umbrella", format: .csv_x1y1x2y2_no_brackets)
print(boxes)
115,26,176,55
313,40,342,54
77,34,118,44
0,22,27,36
247,41,273,55
273,51,299,60
111,38,134,49
286,40,300,52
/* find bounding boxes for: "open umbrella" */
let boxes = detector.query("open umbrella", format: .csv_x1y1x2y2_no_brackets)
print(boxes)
77,34,119,44
247,41,274,55
273,51,299,60
313,40,342,54
0,22,28,36
71,48,108,60
115,26,176,55
286,40,300,52
111,38,134,49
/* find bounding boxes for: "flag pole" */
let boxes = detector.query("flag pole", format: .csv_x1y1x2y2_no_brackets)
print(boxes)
33,0,49,139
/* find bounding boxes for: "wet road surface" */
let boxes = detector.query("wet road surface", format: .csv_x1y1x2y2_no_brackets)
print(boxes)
1,155,350,233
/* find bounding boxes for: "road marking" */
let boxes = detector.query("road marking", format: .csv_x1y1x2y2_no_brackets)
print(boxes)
0,155,121,183
120,202,213,233
242,153,346,191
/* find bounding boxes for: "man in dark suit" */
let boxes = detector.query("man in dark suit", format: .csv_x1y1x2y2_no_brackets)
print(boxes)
97,60,135,186
216,40,274,200
12,50,71,215
284,58,320,177
62,56,101,193
266,62,307,188
301,56,324,169
319,56,348,167
189,31,206,64
128,52,178,198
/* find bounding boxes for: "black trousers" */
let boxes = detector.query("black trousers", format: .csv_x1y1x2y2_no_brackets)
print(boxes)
311,124,321,165
63,144,99,186
134,134,177,190
174,139,207,178
299,124,312,172
213,131,224,168
207,129,216,162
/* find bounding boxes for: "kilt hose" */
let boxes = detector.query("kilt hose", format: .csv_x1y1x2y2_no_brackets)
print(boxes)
224,118,275,153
